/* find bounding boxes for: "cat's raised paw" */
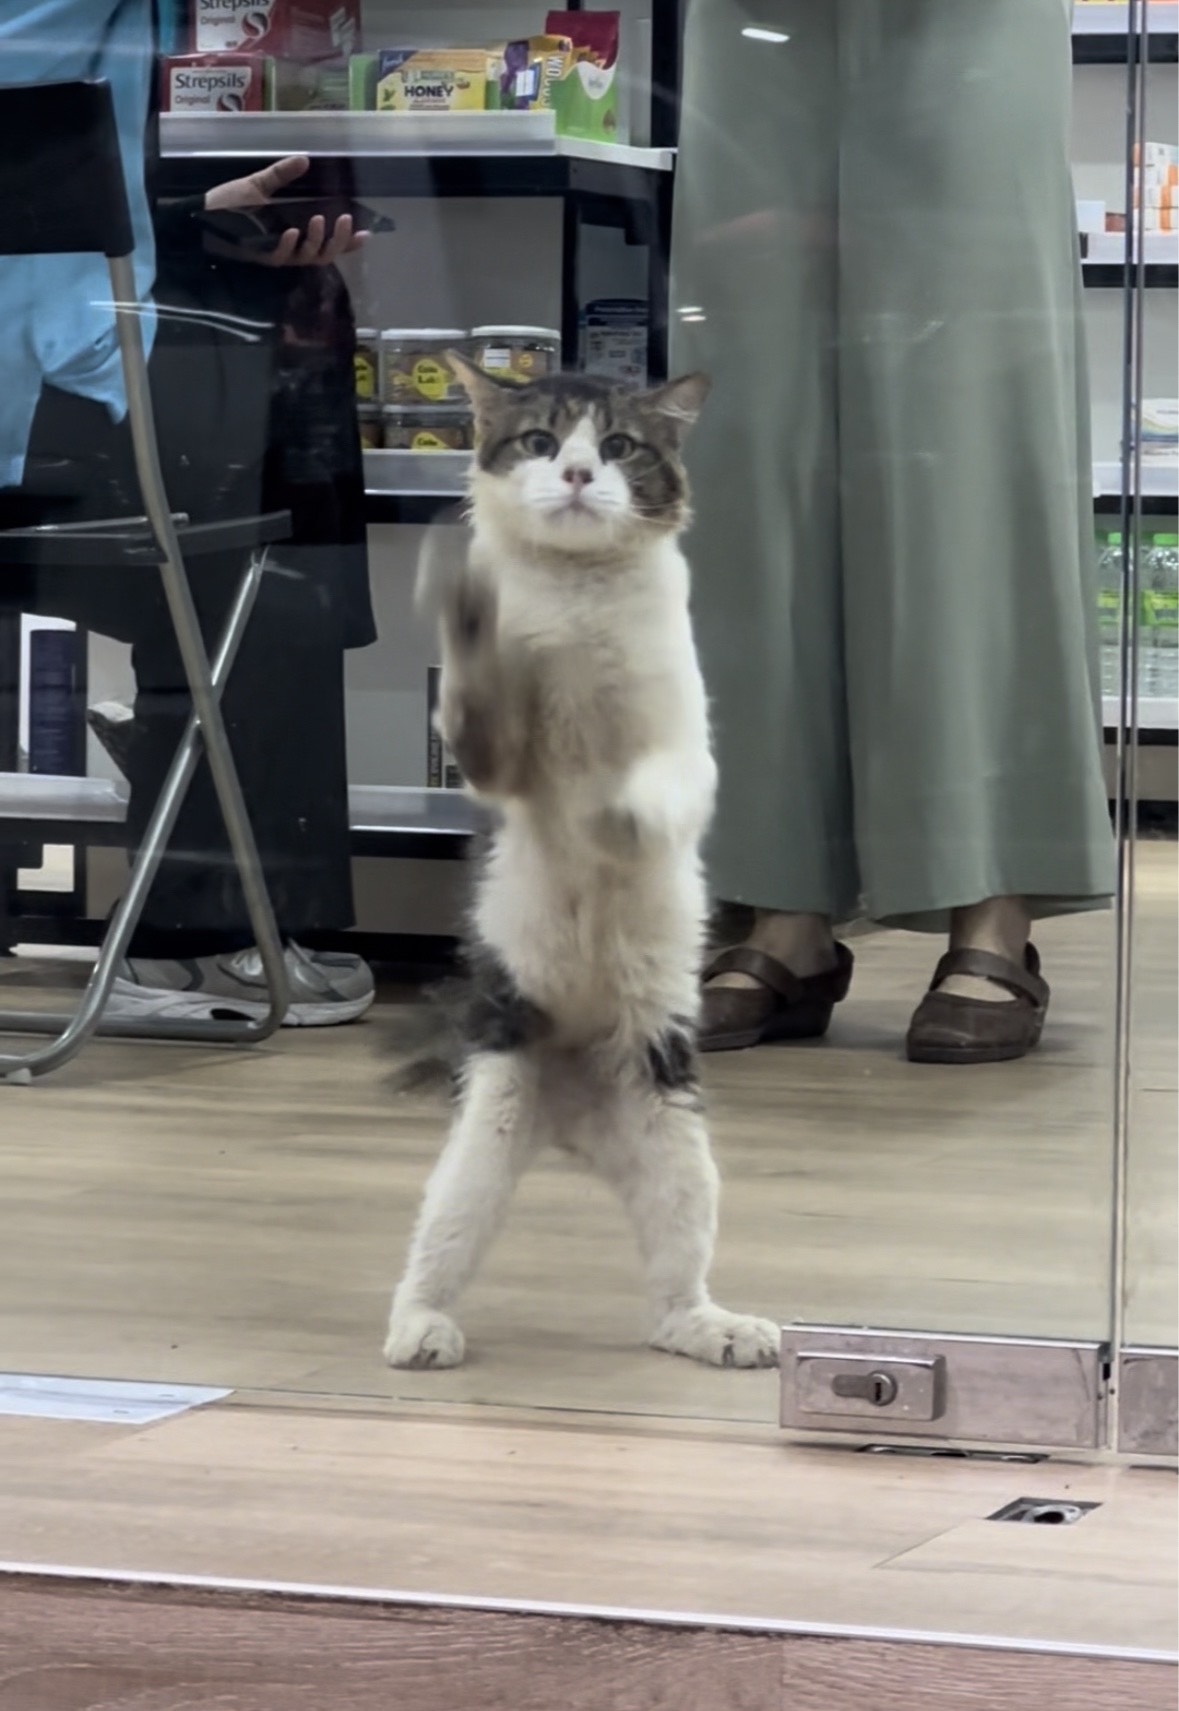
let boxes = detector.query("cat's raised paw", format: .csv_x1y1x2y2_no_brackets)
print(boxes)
651,1305,780,1369
384,1307,466,1370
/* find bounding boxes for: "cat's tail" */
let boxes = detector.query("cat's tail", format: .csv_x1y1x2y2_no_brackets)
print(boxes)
383,976,468,1096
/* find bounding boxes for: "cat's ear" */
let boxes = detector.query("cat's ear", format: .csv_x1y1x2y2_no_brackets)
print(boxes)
642,372,711,441
446,349,510,415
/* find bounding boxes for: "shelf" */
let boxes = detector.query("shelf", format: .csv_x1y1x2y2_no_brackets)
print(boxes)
1073,2,1179,58
1104,694,1179,732
0,776,483,858
364,449,470,497
360,460,1178,525
158,111,675,198
364,450,470,525
1082,260,1179,287
1093,461,1179,501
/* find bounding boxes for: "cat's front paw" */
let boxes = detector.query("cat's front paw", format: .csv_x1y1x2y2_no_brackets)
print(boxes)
651,1305,780,1369
384,1306,466,1370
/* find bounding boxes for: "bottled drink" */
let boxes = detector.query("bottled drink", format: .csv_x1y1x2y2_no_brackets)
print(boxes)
1141,532,1178,703
1096,530,1123,699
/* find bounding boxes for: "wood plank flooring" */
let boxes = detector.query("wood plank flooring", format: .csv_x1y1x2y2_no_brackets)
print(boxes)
3,1574,1174,1711
0,1402,1175,1657
0,845,1173,1424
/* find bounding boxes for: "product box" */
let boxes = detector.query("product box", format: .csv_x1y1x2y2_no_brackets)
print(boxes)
269,57,351,110
376,48,489,112
1138,398,1179,458
1075,197,1106,234
581,297,648,383
191,0,360,61
546,10,619,141
349,51,378,108
27,628,85,778
426,666,463,789
486,35,575,112
161,54,268,111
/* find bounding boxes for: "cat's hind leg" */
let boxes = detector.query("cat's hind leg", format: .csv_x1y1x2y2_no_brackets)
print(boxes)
384,1050,541,1370
590,1030,779,1369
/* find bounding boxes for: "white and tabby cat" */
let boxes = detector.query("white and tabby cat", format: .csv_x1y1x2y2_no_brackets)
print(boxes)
384,356,779,1371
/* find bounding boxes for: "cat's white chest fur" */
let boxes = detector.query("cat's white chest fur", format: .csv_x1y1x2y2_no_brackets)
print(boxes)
472,527,717,1047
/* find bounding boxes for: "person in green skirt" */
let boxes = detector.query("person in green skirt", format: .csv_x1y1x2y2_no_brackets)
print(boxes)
671,0,1114,1064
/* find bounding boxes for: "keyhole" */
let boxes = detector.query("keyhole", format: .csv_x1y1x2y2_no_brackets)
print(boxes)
869,1372,898,1406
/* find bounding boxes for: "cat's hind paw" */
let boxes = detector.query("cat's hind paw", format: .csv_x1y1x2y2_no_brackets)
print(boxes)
384,1306,466,1370
650,1305,780,1369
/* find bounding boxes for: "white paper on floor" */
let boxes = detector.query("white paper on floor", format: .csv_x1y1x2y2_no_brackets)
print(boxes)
0,1373,230,1424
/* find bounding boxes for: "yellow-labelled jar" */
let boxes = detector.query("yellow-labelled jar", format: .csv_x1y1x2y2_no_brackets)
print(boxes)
380,329,468,404
471,325,561,383
382,406,473,452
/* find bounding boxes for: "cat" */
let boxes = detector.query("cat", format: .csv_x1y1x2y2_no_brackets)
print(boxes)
383,355,779,1372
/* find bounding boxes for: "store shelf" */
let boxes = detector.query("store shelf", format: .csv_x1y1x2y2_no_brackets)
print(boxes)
158,111,675,197
1093,460,1179,501
0,776,483,858
1072,2,1179,59
364,450,470,525
1082,259,1179,287
1104,694,1179,732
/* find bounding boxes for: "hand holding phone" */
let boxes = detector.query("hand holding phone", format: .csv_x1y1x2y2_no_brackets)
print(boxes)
199,155,392,267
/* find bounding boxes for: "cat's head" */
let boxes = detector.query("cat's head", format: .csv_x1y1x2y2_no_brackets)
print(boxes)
449,354,709,555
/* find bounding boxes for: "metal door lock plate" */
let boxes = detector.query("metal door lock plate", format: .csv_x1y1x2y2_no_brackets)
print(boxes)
780,1327,1106,1450
989,1498,1101,1525
795,1352,946,1422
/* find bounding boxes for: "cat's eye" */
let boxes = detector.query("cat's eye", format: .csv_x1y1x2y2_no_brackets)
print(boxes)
520,429,560,459
600,432,638,461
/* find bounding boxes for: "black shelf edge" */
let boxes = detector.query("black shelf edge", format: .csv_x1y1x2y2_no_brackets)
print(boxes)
368,490,1179,523
1083,262,1178,288
1093,493,1179,514
157,152,668,205
5,817,474,860
1073,31,1178,62
366,492,460,526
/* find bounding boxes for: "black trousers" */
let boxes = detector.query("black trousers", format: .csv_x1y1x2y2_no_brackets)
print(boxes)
1,379,355,954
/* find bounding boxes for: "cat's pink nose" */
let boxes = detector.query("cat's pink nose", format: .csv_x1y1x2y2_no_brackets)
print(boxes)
562,464,594,488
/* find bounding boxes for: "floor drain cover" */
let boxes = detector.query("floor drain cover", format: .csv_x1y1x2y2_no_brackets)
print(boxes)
988,1497,1101,1525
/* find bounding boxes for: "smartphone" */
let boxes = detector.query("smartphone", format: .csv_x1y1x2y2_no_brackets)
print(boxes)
195,198,395,254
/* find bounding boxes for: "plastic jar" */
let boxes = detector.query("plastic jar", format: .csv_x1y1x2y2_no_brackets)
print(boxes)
380,329,467,404
356,402,383,449
382,406,473,452
471,325,561,383
353,328,380,400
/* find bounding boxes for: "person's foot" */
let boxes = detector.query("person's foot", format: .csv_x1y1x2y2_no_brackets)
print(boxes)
105,940,375,1028
700,912,853,1052
938,897,1032,1002
907,941,1048,1065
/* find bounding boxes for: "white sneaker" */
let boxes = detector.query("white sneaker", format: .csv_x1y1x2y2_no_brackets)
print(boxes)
106,941,375,1028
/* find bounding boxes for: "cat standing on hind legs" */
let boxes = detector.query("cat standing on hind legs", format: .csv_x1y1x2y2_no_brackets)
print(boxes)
384,354,779,1373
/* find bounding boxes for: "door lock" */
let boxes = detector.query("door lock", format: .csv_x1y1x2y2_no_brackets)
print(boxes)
832,1369,898,1407
795,1351,946,1422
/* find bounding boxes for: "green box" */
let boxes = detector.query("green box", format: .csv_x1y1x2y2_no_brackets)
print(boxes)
349,52,378,110
268,59,351,111
549,55,618,142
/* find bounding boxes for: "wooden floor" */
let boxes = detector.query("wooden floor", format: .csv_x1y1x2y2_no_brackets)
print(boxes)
6,1574,1174,1711
0,1400,1175,1662
0,844,1173,1421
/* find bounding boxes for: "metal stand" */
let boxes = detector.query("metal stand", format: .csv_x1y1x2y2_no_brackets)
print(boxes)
0,257,289,1081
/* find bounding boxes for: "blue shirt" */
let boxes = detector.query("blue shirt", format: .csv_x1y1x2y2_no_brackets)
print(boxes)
0,0,157,487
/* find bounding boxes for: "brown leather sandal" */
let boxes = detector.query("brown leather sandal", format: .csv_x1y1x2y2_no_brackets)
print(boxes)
906,945,1049,1065
699,943,854,1053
